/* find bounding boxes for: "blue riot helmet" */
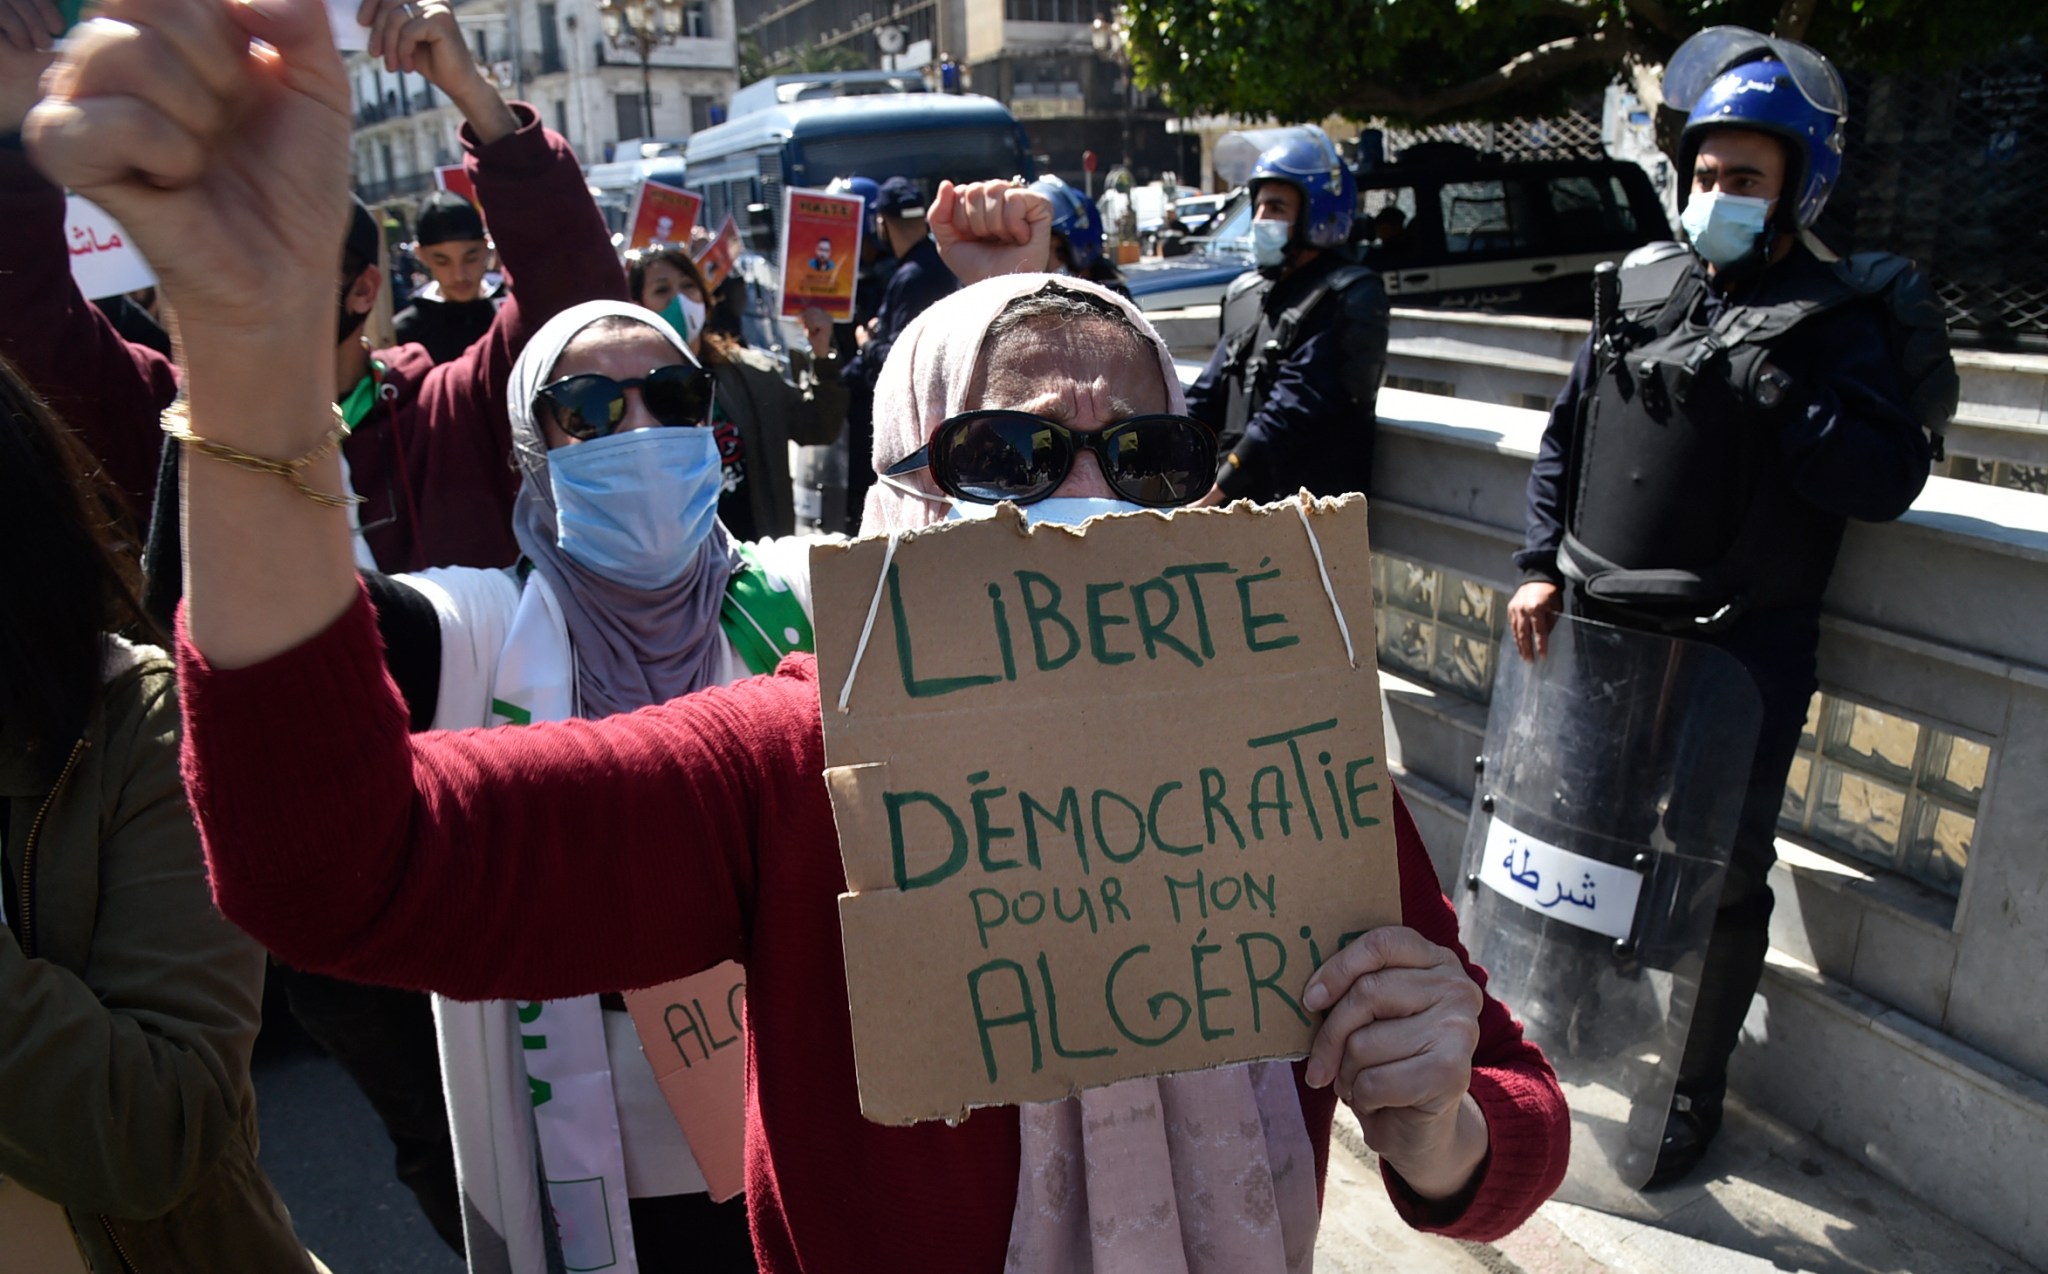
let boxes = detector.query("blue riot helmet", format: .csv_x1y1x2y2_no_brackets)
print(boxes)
1664,27,1847,229
1246,126,1355,250
828,175,881,220
1029,175,1105,271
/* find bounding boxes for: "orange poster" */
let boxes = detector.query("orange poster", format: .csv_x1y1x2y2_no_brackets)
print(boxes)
779,188,864,320
695,215,743,293
626,180,702,252
622,962,748,1202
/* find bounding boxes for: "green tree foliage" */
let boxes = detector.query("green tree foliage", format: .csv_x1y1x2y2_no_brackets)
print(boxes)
1119,0,2045,125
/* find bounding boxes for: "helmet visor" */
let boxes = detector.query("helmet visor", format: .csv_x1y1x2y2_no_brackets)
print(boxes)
1663,25,1846,118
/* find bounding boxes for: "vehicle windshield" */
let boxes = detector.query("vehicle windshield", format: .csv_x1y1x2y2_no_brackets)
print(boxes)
798,126,1029,188
1202,195,1253,259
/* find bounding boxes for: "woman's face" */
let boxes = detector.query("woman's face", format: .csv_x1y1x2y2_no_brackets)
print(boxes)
538,323,687,450
964,317,1168,499
638,259,705,314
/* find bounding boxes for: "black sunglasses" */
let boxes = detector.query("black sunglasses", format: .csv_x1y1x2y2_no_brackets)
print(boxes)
885,410,1217,508
535,364,715,441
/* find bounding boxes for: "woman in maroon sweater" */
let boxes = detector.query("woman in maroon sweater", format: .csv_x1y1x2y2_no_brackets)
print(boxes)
26,2,1568,1268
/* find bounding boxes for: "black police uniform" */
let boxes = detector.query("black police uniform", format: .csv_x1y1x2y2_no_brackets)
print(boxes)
1517,238,1933,1143
1186,250,1390,502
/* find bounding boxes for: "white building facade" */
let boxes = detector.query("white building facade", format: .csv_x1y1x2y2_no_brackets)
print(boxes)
350,0,739,203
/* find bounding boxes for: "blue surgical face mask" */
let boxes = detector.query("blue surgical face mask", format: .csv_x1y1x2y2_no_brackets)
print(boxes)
1681,192,1774,268
659,293,707,345
945,496,1138,527
1250,217,1292,268
548,426,722,589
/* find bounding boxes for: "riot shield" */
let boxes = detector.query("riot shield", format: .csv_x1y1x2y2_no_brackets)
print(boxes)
1456,615,1761,1202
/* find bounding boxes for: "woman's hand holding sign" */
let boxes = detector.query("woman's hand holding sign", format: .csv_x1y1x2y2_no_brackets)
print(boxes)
1302,926,1493,1202
931,178,1053,286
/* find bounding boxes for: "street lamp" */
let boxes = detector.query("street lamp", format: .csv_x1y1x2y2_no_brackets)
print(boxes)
598,0,685,139
1091,11,1133,179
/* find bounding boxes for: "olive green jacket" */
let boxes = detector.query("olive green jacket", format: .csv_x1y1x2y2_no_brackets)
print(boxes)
0,644,313,1273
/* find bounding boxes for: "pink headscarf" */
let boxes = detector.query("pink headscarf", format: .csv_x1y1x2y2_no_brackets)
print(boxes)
859,273,1189,536
858,272,1322,1272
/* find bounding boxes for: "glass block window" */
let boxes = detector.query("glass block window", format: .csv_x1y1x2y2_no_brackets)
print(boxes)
1370,553,1508,703
1779,693,1988,896
1946,454,2048,494
1385,373,1459,398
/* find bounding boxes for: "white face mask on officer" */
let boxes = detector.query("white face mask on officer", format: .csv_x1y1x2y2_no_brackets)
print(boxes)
1681,192,1775,269
1251,218,1292,269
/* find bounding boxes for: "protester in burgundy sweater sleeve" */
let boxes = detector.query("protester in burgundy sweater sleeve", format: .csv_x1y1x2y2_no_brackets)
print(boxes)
0,135,180,523
348,101,627,571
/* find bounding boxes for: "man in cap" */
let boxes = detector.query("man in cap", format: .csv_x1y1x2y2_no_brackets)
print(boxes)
392,188,503,363
839,175,957,528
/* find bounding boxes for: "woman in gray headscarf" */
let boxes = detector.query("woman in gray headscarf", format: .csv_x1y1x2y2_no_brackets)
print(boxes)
363,298,817,1273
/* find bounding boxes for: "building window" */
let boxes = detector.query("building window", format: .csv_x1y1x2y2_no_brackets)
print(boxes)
1004,0,1089,21
685,0,709,38
616,92,646,141
554,98,570,138
690,94,712,133
538,3,563,73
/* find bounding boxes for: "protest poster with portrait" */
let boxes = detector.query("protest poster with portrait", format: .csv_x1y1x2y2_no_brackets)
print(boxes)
779,188,864,320
626,180,703,253
695,215,743,293
809,496,1401,1125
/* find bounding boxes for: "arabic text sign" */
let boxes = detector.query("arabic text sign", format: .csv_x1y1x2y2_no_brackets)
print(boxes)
811,497,1400,1125
626,180,703,253
64,195,154,301
779,188,863,320
1477,817,1643,941
696,215,743,293
622,962,748,1202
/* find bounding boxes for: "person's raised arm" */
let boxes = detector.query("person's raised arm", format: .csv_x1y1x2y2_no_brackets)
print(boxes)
930,178,1053,286
29,0,357,665
360,0,515,145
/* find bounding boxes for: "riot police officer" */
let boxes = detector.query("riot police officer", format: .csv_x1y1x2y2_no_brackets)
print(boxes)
1030,173,1129,297
1187,128,1390,503
1508,27,1951,1186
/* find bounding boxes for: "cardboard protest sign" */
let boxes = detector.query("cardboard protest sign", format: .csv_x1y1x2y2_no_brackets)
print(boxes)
622,962,748,1202
626,180,703,252
64,195,155,301
434,163,480,210
810,496,1400,1125
696,215,743,293
779,188,863,320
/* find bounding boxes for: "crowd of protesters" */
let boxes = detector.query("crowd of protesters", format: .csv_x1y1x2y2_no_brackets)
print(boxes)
0,0,1946,1265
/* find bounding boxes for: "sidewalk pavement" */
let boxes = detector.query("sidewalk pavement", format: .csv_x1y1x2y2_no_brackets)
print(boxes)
1315,1098,2039,1274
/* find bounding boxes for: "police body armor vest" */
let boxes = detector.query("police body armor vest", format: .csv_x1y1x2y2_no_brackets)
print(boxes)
1559,241,1954,626
1217,262,1373,449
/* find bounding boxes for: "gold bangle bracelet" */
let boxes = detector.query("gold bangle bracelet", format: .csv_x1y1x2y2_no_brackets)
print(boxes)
160,402,365,509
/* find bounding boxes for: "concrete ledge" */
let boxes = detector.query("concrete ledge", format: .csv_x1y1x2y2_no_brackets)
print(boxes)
1732,951,2048,1269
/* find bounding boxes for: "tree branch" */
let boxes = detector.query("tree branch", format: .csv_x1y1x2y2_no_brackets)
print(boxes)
1625,0,1685,40
1773,0,1821,40
1336,28,1626,124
